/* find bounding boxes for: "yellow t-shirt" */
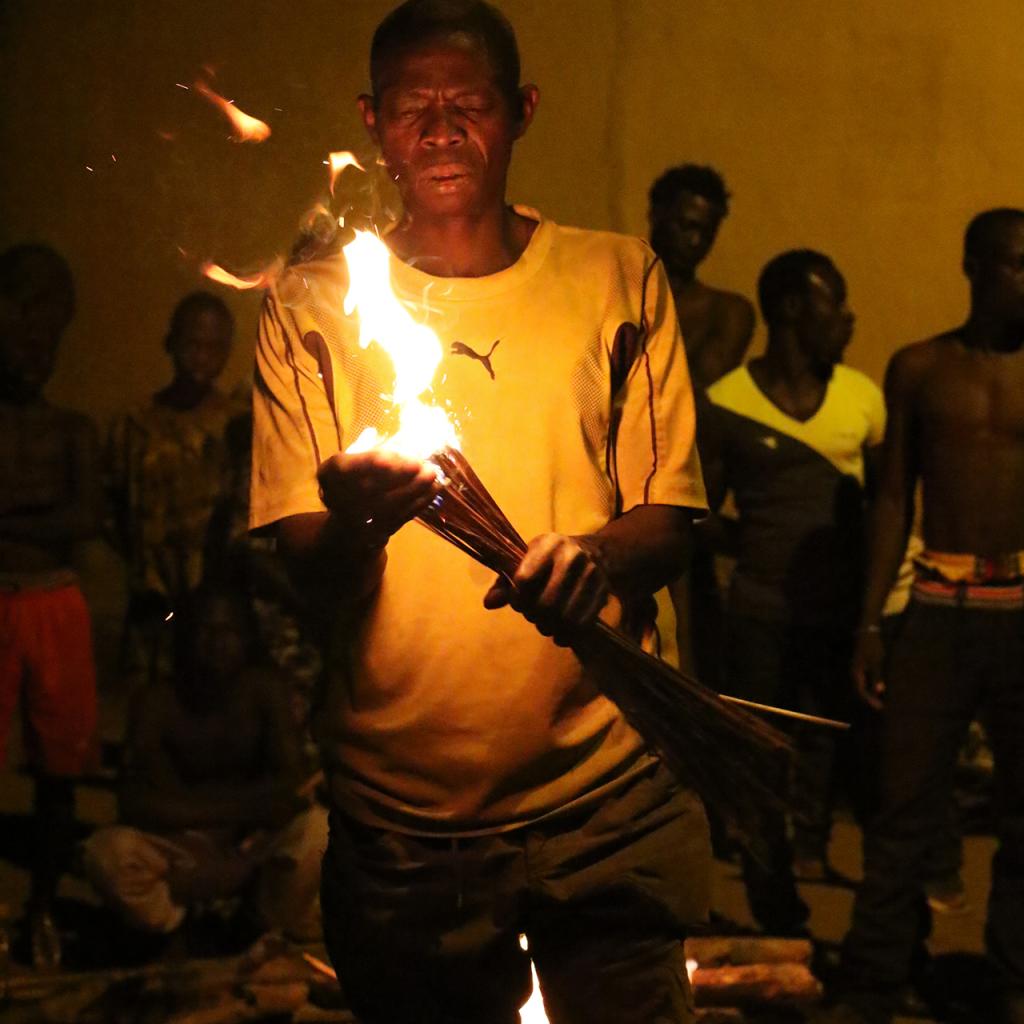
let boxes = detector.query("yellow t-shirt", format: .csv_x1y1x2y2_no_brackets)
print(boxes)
250,208,706,834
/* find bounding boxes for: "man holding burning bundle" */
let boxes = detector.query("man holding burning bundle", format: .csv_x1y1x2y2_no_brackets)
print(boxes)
251,1,710,1021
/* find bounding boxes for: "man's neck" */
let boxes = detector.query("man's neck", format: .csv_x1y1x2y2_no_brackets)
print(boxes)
664,261,699,294
156,376,214,412
752,335,831,417
960,311,1024,354
387,204,533,278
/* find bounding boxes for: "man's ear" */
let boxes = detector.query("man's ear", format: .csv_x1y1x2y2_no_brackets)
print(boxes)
963,253,978,283
514,84,539,140
358,94,379,145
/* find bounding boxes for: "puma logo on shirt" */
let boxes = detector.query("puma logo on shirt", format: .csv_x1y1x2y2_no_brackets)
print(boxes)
451,339,500,380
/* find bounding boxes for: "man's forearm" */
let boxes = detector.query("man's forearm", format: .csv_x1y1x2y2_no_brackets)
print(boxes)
859,490,913,629
585,504,693,599
276,511,386,607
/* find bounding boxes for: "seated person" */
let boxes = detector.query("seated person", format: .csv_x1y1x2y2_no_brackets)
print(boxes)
83,582,327,943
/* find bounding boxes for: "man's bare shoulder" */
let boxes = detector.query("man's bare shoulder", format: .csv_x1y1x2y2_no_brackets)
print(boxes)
707,287,756,343
886,332,958,389
708,286,755,319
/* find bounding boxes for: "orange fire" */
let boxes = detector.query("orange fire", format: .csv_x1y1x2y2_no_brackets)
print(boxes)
328,150,365,194
517,935,548,1023
200,260,279,290
194,78,271,143
341,230,459,460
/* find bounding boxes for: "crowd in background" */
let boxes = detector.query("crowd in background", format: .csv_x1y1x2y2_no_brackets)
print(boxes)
1,162,1019,1023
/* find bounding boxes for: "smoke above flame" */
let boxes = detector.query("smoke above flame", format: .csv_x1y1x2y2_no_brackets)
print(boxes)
194,77,271,143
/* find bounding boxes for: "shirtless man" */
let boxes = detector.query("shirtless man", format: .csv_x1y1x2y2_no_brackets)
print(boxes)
650,166,755,701
827,208,1024,1024
0,244,100,968
648,164,755,390
84,584,327,945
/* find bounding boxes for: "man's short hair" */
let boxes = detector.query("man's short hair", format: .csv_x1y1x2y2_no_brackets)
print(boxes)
0,243,75,324
370,0,521,109
167,291,234,346
757,249,836,324
648,164,731,217
964,207,1024,260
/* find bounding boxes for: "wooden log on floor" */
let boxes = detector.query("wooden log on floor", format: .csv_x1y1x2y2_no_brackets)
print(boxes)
4,951,315,1001
692,962,822,1007
4,955,246,1001
3,952,316,1022
685,935,813,967
695,1009,746,1022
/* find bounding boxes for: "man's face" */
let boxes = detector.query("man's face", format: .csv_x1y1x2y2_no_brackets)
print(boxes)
360,37,531,221
169,309,232,387
0,286,70,402
969,219,1024,327
191,597,248,681
649,191,724,273
797,266,855,371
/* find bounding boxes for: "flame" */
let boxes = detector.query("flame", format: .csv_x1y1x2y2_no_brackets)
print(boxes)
194,78,271,142
328,150,365,194
517,935,549,1024
201,261,278,290
341,230,458,461
686,958,699,982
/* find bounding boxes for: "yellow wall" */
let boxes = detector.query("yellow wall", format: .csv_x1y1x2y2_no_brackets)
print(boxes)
3,0,1024,422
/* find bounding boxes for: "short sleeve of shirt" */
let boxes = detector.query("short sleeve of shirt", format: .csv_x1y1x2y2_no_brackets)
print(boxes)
250,286,342,530
613,255,707,515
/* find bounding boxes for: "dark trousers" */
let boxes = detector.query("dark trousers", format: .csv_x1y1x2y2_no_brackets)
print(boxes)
723,614,853,932
320,761,710,1024
842,595,1024,1010
849,613,964,893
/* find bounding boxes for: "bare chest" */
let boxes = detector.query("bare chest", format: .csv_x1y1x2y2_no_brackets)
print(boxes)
675,292,722,353
918,354,1024,440
0,409,72,510
164,702,265,784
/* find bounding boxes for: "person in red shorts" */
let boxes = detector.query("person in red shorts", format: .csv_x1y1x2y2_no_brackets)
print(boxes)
0,244,101,969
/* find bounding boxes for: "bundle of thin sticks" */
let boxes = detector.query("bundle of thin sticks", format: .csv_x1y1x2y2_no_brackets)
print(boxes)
419,446,792,849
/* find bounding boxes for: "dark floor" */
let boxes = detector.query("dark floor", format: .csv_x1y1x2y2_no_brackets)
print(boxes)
0,693,997,1024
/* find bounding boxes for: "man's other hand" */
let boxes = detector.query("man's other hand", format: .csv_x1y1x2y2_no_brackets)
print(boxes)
483,533,610,646
317,450,438,544
852,629,886,710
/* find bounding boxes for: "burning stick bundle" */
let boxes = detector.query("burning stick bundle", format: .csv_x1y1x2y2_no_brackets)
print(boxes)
419,446,792,847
